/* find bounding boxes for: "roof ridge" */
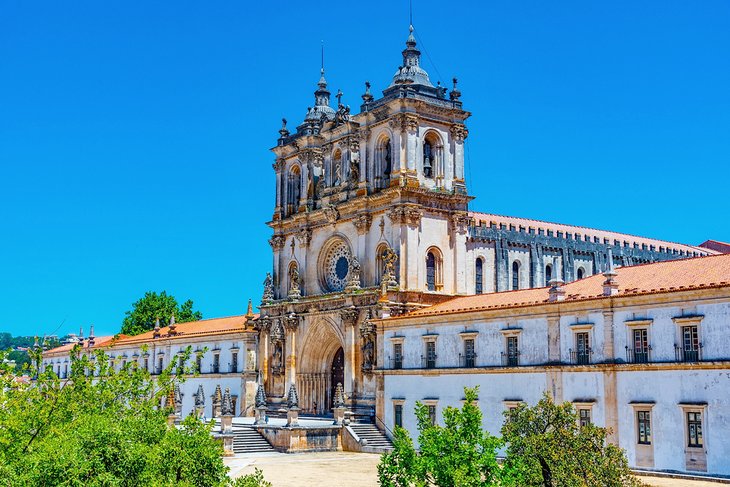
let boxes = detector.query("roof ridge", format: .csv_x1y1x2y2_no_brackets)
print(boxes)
469,210,708,251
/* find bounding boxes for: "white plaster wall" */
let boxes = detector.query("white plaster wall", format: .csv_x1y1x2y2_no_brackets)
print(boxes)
617,369,730,475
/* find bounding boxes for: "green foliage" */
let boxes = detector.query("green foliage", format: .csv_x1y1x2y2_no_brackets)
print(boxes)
379,387,502,487
229,468,273,487
0,346,257,486
121,291,203,336
500,393,643,487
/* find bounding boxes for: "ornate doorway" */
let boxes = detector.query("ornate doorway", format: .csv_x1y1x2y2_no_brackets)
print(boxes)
330,347,344,410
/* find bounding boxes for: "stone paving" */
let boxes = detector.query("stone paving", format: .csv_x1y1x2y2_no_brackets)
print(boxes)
224,451,727,487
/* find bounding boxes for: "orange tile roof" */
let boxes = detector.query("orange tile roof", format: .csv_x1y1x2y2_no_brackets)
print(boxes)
398,253,730,319
44,336,117,356
470,211,716,256
114,314,256,345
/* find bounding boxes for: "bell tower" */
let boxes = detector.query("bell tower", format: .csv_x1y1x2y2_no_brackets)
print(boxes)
260,25,471,415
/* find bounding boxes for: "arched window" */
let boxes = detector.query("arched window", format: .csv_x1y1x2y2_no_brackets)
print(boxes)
425,248,443,292
286,166,301,216
376,137,392,190
512,261,520,291
423,140,434,178
422,132,444,183
577,267,585,280
545,264,552,286
475,258,483,294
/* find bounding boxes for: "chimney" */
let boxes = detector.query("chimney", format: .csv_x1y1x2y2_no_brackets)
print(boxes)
548,257,566,302
153,317,161,339
603,248,619,296
168,314,177,336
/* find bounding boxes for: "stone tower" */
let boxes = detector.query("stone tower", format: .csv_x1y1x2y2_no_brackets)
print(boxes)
258,25,471,416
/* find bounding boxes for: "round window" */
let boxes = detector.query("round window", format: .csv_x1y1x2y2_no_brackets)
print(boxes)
321,239,351,292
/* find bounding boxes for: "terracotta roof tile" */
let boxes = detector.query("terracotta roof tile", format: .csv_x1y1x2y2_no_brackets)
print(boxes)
114,314,256,345
401,253,730,318
699,240,730,254
470,211,717,256
44,336,117,356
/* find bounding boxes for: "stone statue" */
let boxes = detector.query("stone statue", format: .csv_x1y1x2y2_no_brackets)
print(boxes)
272,341,284,375
333,158,342,186
288,266,301,300
346,257,362,292
349,158,359,184
383,246,398,288
262,272,274,304
362,337,374,373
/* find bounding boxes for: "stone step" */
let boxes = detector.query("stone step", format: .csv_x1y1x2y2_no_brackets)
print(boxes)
228,428,275,453
349,424,394,451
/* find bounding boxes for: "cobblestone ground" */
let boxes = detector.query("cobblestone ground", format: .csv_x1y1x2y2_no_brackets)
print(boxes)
224,452,726,487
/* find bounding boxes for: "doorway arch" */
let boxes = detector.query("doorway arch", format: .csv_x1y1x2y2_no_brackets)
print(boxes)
298,318,345,415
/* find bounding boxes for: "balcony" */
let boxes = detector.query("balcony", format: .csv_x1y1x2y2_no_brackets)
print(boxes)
675,344,703,362
389,357,403,370
459,353,477,368
501,351,520,367
569,348,593,365
625,346,652,364
421,354,438,369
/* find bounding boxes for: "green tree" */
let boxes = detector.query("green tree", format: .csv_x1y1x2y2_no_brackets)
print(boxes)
0,346,268,486
378,386,503,487
121,291,203,336
500,393,643,487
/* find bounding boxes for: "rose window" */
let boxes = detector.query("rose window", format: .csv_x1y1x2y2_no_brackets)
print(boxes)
322,240,351,292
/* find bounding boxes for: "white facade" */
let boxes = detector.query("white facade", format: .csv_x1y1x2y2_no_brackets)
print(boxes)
377,282,730,476
42,316,258,419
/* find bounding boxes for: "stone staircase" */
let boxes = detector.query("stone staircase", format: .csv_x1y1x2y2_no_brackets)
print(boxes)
349,423,394,452
230,426,276,454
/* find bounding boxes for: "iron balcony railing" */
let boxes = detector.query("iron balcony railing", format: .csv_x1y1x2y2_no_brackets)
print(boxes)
625,346,652,364
675,344,703,362
389,356,404,370
421,354,438,369
569,348,593,365
459,353,477,368
501,351,520,367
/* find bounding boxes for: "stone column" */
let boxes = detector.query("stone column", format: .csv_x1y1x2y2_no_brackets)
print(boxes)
284,314,299,391
452,214,469,295
603,309,616,363
341,307,359,405
547,314,561,364
274,158,284,215
450,124,467,193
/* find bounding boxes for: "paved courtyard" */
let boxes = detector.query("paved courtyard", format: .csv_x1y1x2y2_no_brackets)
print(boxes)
225,451,727,487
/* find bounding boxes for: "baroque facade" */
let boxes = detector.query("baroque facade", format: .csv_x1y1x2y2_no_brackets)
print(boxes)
257,26,717,418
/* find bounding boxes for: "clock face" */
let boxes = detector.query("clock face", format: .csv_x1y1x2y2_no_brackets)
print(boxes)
322,239,351,292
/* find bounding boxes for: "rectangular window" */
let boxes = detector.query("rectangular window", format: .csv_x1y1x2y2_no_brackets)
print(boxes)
63,364,68,379
682,325,699,361
428,405,437,425
394,404,403,428
575,332,590,365
178,356,184,372
633,328,649,363
231,352,239,373
213,353,220,374
687,412,703,447
157,356,163,374
144,358,149,372
393,343,403,370
464,339,475,368
506,336,519,366
196,354,202,373
425,342,436,369
637,410,652,445
579,408,591,428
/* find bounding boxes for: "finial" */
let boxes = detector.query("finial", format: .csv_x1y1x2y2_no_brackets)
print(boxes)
168,314,176,335
450,77,462,101
246,299,255,318
603,248,619,296
79,325,84,341
336,89,344,108
153,317,161,338
361,81,373,103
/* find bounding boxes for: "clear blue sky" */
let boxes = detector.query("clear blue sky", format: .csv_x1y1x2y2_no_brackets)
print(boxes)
1,1,729,338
